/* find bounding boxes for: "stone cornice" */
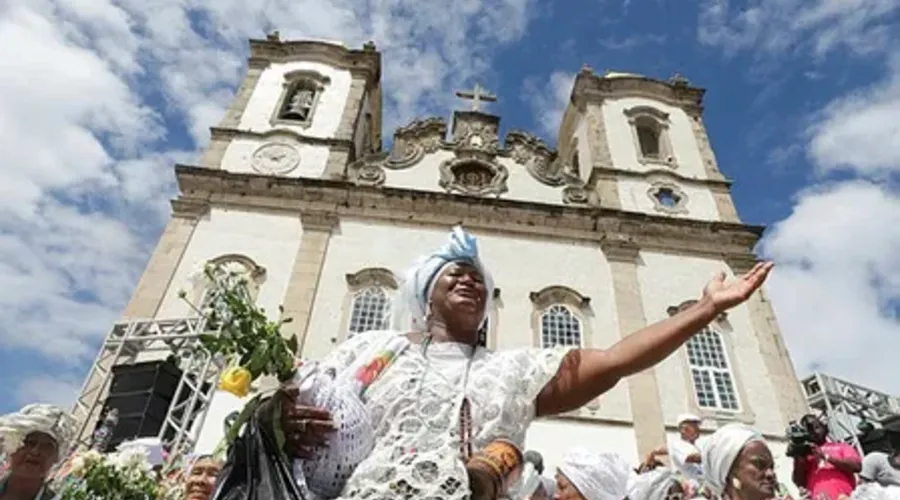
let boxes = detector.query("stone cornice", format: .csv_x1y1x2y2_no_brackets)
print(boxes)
587,166,733,190
173,165,764,257
210,126,353,150
572,67,705,113
247,39,381,87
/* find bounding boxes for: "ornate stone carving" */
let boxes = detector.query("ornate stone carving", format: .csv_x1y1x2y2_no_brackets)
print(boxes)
451,111,500,159
250,142,301,175
505,130,564,186
345,267,398,290
387,117,446,169
529,285,591,310
438,157,508,197
647,182,689,215
347,153,388,187
562,183,589,205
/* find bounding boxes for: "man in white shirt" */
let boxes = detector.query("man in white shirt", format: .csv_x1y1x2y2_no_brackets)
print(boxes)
669,413,705,483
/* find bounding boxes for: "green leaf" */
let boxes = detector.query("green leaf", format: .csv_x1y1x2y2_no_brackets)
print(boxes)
286,334,298,354
247,344,268,378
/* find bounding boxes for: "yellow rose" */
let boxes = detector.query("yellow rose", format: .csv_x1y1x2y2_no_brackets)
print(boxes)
219,366,252,398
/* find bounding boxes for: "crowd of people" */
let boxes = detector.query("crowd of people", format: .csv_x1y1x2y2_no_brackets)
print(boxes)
0,226,896,500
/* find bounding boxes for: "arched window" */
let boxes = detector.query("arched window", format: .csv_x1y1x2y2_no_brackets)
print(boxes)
191,255,266,321
530,285,591,348
624,106,676,166
343,268,398,338
540,304,583,347
686,329,740,411
635,118,661,159
273,70,330,127
348,287,391,336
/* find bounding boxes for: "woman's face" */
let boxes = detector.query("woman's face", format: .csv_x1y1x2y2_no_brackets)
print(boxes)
430,262,487,328
552,471,586,500
9,431,58,479
185,457,222,500
729,440,777,500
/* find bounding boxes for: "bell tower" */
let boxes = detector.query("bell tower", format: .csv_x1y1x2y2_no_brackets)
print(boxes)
200,33,382,180
555,65,741,223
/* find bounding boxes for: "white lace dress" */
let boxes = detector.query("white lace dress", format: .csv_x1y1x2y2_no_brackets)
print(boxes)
316,330,573,500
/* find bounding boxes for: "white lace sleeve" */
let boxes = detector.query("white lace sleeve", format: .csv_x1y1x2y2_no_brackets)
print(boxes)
478,346,574,446
318,330,395,377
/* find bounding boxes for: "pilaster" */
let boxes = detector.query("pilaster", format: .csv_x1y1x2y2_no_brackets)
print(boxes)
686,111,726,182
218,62,266,129
281,212,338,353
710,184,741,223
585,104,621,210
726,255,809,427
121,200,208,319
601,242,667,458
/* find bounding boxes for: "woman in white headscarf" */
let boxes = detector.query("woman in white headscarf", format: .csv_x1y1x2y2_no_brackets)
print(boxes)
701,423,778,500
276,225,773,499
627,468,685,500
554,448,630,500
0,404,76,500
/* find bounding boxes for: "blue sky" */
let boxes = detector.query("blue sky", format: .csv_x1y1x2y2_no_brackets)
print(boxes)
0,0,898,414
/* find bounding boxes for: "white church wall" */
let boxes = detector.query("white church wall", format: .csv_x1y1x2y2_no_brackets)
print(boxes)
380,152,567,206
218,135,331,178
155,207,302,320
601,97,708,180
616,177,721,221
238,60,352,138
636,251,785,437
525,419,639,474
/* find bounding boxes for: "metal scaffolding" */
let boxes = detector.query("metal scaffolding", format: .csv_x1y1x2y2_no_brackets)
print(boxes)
801,372,900,453
71,317,224,457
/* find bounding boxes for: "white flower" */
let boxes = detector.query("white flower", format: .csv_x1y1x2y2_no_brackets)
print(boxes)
82,449,103,464
69,456,87,477
110,445,151,472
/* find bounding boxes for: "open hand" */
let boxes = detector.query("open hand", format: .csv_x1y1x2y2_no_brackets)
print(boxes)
702,261,774,314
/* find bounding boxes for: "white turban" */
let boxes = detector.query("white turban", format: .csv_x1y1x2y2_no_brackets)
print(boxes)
627,468,680,500
558,448,630,500
391,225,494,332
0,404,76,455
700,423,764,495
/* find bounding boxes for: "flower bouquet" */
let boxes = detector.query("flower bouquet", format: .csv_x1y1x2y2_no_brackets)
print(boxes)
57,447,177,500
180,263,299,453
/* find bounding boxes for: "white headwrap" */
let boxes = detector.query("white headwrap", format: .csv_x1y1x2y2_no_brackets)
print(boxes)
700,423,764,495
627,468,679,500
0,404,76,455
558,448,630,500
391,225,494,332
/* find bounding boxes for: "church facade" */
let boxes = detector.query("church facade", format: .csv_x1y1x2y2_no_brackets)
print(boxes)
84,35,809,475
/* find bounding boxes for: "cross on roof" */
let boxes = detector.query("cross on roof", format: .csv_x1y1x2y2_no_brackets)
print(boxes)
455,83,497,112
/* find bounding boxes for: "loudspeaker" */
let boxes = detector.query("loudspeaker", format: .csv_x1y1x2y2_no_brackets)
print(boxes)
859,428,900,455
95,359,183,451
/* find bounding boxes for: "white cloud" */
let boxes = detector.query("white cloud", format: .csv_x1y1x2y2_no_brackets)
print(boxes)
698,0,899,59
761,181,900,393
16,374,83,408
0,0,542,406
759,56,900,394
807,57,900,177
521,71,575,142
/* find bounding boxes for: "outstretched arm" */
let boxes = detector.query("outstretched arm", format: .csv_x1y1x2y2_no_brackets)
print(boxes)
536,262,773,417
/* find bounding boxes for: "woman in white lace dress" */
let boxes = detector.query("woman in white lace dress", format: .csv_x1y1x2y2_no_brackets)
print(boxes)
279,226,773,500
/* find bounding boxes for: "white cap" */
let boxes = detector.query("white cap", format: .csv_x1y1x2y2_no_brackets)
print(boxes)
676,413,702,425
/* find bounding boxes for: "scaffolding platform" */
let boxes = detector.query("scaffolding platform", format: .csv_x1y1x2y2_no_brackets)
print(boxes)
801,372,900,452
71,317,224,459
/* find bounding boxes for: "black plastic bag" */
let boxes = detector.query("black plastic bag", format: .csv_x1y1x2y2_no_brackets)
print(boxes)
210,402,307,500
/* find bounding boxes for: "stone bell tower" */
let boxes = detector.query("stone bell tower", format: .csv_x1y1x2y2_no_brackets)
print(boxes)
196,33,382,182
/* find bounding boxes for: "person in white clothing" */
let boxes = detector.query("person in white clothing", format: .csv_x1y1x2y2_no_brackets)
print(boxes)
670,414,705,485
275,226,773,499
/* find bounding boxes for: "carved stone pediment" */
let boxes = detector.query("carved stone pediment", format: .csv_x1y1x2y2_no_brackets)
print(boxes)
438,157,508,197
347,152,389,187
504,130,565,186
388,117,447,169
451,111,501,158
